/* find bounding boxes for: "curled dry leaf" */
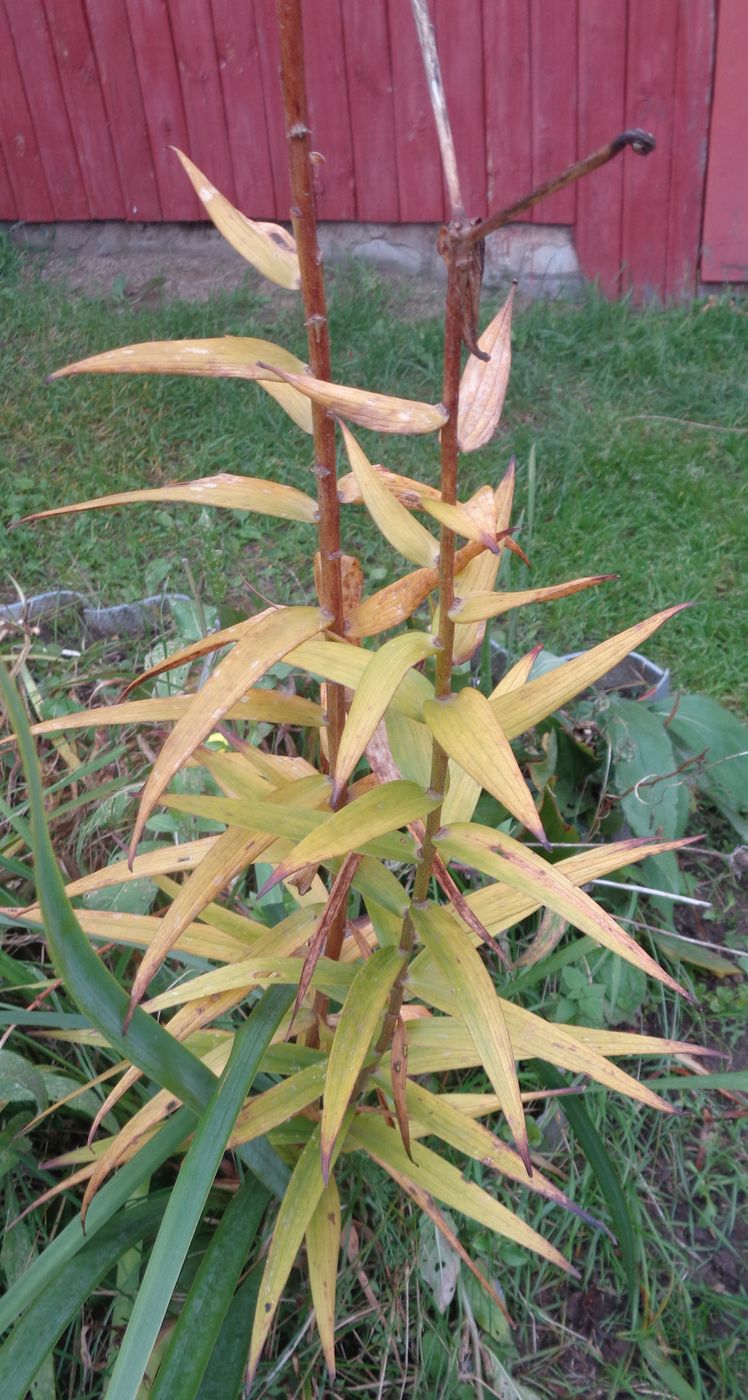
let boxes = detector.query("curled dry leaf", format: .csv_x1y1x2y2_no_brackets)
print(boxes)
449,573,616,623
338,467,442,509
256,363,449,435
457,284,515,453
21,474,319,527
347,538,486,638
421,484,501,552
173,147,301,290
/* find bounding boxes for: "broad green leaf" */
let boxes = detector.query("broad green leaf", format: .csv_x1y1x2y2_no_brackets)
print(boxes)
320,947,405,1177
173,148,301,289
491,605,690,738
305,1177,341,1377
457,285,514,452
347,1116,572,1273
0,1194,168,1400
598,699,689,840
449,574,615,623
639,1338,702,1400
423,688,547,844
411,904,530,1171
193,1268,261,1400
333,631,438,798
339,422,439,566
148,1175,269,1400
264,781,441,891
105,986,294,1400
0,1050,48,1115
21,474,318,528
248,1121,350,1382
438,824,690,1000
129,605,329,864
256,364,449,435
653,693,748,838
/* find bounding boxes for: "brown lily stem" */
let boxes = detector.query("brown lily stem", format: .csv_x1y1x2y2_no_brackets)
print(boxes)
374,231,466,1059
276,0,346,774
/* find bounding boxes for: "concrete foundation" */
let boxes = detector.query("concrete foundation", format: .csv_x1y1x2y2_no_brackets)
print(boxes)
6,218,584,298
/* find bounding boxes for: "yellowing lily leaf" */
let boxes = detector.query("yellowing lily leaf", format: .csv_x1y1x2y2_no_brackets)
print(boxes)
320,946,405,1178
129,606,330,864
230,1062,327,1149
420,484,501,552
347,538,485,638
255,363,449,435
411,904,530,1172
423,688,547,845
248,1121,350,1384
333,631,438,799
437,824,691,1001
348,1115,572,1273
338,467,441,508
449,573,616,623
306,1176,341,1377
436,458,516,665
491,604,690,738
490,644,543,698
457,284,514,452
262,781,441,892
21,474,318,527
173,147,301,289
289,636,433,718
339,423,439,566
8,690,323,745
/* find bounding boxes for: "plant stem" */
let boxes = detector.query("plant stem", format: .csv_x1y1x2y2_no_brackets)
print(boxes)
276,0,346,772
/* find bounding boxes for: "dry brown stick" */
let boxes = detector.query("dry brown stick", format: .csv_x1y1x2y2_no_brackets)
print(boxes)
276,0,346,773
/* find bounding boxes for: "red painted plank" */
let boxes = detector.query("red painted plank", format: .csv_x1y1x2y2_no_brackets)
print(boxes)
341,0,399,221
388,0,443,223
4,0,88,218
125,0,197,220
621,0,678,301
167,0,235,204
82,0,160,222
0,138,15,220
41,0,125,217
575,0,626,297
483,0,532,214
304,0,355,220
435,0,486,218
210,0,277,219
666,0,714,297
0,2,55,221
529,0,578,224
253,0,291,217
701,0,747,282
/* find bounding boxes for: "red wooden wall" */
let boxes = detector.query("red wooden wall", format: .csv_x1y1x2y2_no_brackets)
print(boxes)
0,0,718,299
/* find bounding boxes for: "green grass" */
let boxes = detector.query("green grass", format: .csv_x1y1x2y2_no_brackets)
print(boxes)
2,239,746,707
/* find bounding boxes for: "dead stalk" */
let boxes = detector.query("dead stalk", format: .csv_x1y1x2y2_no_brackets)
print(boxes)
276,0,346,771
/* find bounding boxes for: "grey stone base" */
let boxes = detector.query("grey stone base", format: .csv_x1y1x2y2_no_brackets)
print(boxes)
6,218,583,297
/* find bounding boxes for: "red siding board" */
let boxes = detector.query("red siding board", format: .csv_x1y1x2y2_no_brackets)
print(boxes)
388,0,444,223
701,0,747,282
483,0,532,213
125,0,197,221
254,0,290,216
0,2,55,221
622,0,678,301
4,0,89,218
529,0,578,224
667,0,714,297
40,0,125,218
305,0,355,221
436,0,487,218
575,0,626,297
341,0,399,222
167,0,235,204
210,0,277,220
0,138,15,220
83,0,161,221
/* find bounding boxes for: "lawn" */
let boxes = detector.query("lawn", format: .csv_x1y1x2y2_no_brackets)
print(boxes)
2,238,747,708
1,237,747,1398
